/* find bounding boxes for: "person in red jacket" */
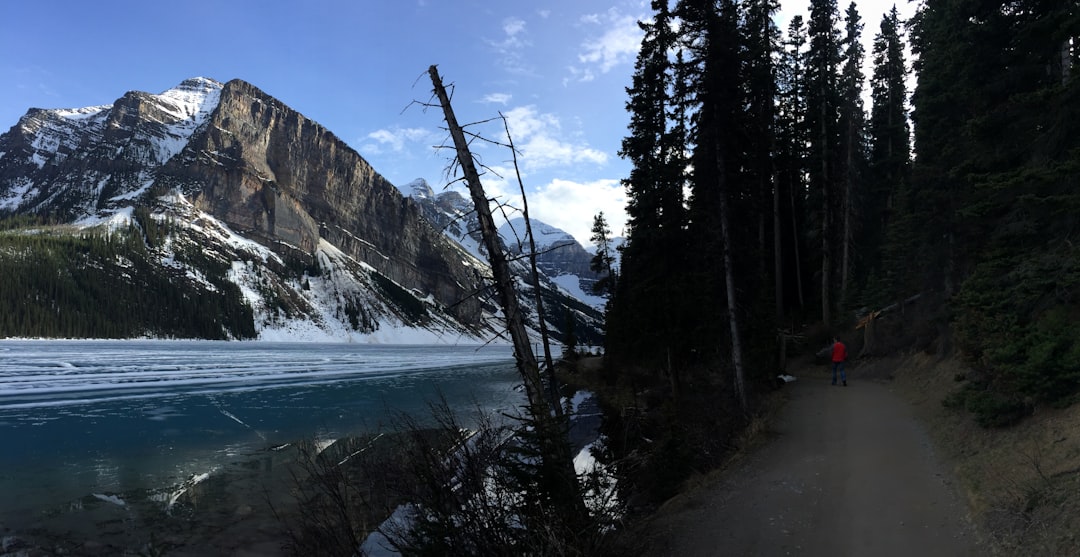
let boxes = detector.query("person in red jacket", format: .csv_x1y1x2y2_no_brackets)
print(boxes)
831,337,847,386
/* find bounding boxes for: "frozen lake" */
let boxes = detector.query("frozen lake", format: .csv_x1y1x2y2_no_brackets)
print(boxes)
0,340,522,549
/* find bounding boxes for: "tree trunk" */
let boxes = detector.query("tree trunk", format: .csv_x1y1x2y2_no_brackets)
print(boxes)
716,150,749,415
773,173,784,321
428,66,542,407
501,114,561,416
790,182,805,309
1062,38,1072,84
840,115,854,310
820,80,832,327
427,65,585,523
822,193,832,327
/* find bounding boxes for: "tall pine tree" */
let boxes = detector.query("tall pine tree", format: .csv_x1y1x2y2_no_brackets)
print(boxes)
608,0,687,371
776,15,810,314
805,0,844,325
837,2,867,309
868,6,911,301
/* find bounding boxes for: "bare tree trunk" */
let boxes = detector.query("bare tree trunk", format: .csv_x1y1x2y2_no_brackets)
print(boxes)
427,66,586,523
822,196,832,327
501,114,560,416
716,151,749,415
820,86,832,327
773,173,784,322
790,183,805,309
428,66,543,407
840,117,854,310
759,197,767,281
1062,38,1072,84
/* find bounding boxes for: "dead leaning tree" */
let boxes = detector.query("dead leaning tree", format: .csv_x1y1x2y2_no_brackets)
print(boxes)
427,65,588,526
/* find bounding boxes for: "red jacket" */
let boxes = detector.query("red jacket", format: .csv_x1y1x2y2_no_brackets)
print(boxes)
831,341,847,363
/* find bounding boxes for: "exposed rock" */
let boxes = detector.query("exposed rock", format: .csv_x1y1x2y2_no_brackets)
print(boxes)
0,78,482,325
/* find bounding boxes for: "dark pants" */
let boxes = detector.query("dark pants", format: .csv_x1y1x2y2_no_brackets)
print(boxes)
832,361,846,384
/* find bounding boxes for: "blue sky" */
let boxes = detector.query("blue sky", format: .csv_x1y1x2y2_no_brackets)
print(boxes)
1,0,913,246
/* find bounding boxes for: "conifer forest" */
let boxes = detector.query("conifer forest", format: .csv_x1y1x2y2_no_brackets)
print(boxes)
599,0,1079,433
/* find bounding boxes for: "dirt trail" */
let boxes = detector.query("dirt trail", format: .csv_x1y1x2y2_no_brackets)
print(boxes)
645,370,984,556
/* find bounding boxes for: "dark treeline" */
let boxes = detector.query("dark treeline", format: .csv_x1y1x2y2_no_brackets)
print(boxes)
0,219,256,340
600,0,1080,442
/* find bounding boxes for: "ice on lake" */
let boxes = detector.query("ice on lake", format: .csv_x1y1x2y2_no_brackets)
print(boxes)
0,340,523,553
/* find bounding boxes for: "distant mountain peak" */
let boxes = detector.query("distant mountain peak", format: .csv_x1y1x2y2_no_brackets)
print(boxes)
499,217,577,251
405,178,435,200
154,77,223,121
175,76,223,90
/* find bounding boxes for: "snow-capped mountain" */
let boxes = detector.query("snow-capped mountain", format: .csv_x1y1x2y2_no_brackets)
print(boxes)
1,78,222,216
0,78,602,344
496,217,608,310
406,179,606,343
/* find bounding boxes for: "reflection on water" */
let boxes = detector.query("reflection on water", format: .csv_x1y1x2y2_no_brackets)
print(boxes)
0,340,522,554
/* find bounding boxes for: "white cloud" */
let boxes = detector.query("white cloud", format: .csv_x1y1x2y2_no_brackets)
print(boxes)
461,175,626,246
572,8,644,81
500,106,608,171
482,92,512,105
503,17,526,38
530,178,627,246
360,126,431,154
489,17,533,75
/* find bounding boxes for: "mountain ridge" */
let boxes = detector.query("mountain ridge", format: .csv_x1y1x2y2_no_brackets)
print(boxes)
0,77,603,344
403,177,609,312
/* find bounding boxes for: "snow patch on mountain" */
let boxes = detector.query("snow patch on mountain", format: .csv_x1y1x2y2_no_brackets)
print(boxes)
24,106,108,169
550,275,606,309
68,189,496,345
149,77,223,162
498,217,577,252
405,181,610,314
0,178,36,211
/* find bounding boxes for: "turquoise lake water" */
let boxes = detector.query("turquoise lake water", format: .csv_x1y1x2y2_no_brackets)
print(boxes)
0,340,523,542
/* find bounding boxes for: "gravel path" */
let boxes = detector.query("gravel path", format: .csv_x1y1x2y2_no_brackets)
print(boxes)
644,371,984,556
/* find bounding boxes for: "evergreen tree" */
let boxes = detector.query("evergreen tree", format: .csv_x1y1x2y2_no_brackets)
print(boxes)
680,0,744,298
679,0,754,408
805,0,844,325
909,0,1080,418
588,212,618,297
776,15,810,313
837,2,868,309
607,0,687,368
741,0,782,320
867,6,911,301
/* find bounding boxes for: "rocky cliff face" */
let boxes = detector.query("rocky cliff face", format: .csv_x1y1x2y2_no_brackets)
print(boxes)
0,78,482,325
160,80,482,322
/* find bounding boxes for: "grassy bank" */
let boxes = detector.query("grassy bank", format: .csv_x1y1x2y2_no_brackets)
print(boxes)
890,351,1080,556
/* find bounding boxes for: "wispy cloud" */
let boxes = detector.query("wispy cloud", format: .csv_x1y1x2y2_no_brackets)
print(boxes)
570,8,644,82
360,126,431,154
488,16,534,76
500,105,608,171
481,92,512,105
